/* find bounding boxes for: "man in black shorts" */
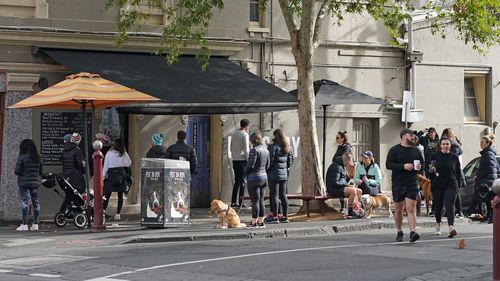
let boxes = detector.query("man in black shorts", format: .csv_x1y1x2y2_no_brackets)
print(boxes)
386,128,424,242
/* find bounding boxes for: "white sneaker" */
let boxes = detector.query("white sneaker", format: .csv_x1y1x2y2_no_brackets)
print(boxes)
114,214,121,221
16,224,28,231
434,226,441,235
31,224,39,231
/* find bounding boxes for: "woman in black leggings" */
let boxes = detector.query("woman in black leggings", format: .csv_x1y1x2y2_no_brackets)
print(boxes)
267,129,294,223
244,132,270,228
428,137,462,238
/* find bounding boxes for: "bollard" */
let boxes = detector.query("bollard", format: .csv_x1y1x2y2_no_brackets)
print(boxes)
91,140,106,232
492,179,500,281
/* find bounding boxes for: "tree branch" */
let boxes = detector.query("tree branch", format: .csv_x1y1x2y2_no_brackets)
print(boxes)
278,0,298,35
313,0,330,50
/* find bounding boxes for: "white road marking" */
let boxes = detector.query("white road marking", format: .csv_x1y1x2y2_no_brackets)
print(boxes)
3,238,54,247
0,269,13,273
84,235,493,281
29,273,62,278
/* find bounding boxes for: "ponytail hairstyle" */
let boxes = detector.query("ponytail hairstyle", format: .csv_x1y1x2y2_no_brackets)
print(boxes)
337,131,348,145
250,132,263,146
481,134,496,147
19,139,40,162
272,128,290,154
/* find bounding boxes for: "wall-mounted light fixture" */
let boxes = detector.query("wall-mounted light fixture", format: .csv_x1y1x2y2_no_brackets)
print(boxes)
219,114,227,126
180,115,189,125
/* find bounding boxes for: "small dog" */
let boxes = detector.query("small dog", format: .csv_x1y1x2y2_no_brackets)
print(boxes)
361,194,392,218
418,174,432,215
209,199,246,229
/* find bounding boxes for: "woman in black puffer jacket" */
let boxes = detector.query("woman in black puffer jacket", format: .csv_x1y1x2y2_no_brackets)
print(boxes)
466,134,497,223
14,139,43,231
266,129,294,223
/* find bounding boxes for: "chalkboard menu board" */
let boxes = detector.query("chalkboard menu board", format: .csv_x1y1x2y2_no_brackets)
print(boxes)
40,112,91,165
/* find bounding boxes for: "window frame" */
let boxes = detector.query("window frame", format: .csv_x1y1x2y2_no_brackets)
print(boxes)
463,69,492,125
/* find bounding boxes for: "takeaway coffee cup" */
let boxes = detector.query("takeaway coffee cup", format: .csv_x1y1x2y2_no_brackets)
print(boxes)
413,160,421,170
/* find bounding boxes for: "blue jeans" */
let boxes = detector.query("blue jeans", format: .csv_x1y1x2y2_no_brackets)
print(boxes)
19,187,40,225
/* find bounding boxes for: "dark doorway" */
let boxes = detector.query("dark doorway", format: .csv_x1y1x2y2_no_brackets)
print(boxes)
187,116,210,207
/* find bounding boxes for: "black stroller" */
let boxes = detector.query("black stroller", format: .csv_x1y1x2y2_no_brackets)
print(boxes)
42,170,93,229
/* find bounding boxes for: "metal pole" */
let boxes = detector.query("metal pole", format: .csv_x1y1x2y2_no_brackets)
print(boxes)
493,194,500,281
322,105,328,179
82,101,92,228
91,141,106,232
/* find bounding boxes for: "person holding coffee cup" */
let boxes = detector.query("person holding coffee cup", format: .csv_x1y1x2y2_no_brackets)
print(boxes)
386,128,425,243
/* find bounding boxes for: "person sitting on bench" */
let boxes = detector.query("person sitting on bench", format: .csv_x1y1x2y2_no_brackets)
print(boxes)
354,150,382,196
326,152,362,218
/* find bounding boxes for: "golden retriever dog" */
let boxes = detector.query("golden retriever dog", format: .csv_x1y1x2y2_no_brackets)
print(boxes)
209,199,246,229
361,194,392,219
418,174,432,216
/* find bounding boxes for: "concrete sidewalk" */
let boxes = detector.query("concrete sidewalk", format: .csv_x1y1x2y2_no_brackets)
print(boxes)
0,208,475,244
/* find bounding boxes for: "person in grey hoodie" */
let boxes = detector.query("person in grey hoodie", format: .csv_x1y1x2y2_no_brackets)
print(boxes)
146,132,168,158
14,139,42,231
244,132,270,228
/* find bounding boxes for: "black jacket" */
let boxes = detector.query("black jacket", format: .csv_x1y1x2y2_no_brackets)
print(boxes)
476,146,497,187
146,145,168,159
61,142,85,174
244,144,270,180
166,141,197,174
325,157,348,194
15,153,42,189
267,143,293,181
332,143,352,162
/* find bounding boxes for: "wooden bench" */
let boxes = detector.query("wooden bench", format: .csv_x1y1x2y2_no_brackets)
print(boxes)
241,193,345,217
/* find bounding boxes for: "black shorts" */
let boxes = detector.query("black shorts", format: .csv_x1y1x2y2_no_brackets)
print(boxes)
392,185,419,202
327,188,346,198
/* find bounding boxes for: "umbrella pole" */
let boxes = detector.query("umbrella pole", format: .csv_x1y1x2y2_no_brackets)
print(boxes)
322,105,328,179
82,101,92,228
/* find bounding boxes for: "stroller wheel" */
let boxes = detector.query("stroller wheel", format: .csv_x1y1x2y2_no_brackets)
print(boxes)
74,213,88,229
54,212,67,227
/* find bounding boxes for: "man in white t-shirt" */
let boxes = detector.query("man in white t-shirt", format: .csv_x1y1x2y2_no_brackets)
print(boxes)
230,119,250,207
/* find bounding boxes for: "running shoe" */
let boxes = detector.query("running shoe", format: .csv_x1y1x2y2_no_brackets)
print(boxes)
409,231,420,243
448,229,457,238
395,231,404,242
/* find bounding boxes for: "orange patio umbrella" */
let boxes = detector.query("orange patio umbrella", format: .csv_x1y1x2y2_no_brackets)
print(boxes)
9,72,159,227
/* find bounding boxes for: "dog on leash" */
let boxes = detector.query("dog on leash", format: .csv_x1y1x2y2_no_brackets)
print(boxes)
361,194,392,218
417,174,432,215
209,199,246,229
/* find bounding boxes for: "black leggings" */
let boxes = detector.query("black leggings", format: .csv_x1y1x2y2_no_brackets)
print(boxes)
103,192,124,214
432,186,457,226
247,179,268,219
269,180,288,217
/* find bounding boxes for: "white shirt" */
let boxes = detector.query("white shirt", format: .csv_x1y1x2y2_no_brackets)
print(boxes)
103,149,132,178
230,129,250,161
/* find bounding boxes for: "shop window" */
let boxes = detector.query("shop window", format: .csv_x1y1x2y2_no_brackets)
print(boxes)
464,73,488,123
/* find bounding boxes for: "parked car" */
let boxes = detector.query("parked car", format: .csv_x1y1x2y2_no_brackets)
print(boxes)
460,156,500,214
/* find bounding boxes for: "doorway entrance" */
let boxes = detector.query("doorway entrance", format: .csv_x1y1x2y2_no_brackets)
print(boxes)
186,116,211,207
351,119,374,163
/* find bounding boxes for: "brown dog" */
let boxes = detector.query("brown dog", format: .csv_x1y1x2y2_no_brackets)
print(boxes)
361,194,392,218
418,174,432,215
209,199,246,229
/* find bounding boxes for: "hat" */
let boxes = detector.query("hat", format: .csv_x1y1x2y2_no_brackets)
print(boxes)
151,132,165,146
361,151,374,158
95,133,110,142
63,133,72,143
70,133,82,145
177,130,187,139
400,128,414,138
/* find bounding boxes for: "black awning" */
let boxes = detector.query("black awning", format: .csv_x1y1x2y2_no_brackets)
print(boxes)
41,48,298,114
289,79,385,106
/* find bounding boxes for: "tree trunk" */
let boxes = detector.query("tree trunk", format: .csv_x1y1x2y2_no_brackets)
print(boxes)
291,32,325,198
